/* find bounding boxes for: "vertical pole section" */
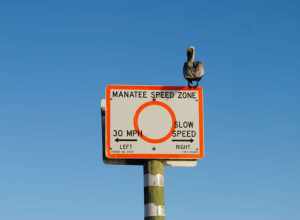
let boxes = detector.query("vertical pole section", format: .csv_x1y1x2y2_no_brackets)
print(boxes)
144,160,165,220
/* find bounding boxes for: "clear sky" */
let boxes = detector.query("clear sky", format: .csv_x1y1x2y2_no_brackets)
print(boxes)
1,1,299,219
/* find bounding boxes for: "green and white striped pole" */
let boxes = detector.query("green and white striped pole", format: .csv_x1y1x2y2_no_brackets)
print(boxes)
144,160,165,220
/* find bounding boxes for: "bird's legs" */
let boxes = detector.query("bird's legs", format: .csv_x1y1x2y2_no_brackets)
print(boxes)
187,80,199,88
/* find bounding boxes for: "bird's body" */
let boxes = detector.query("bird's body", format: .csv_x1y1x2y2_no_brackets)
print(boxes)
183,61,204,80
183,47,204,87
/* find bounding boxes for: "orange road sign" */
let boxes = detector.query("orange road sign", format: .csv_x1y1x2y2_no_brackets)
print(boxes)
105,85,204,159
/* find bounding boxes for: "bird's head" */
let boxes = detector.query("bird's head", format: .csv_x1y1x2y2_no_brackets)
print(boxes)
186,46,195,62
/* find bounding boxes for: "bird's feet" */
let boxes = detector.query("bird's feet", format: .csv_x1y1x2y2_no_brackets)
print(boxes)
187,80,199,88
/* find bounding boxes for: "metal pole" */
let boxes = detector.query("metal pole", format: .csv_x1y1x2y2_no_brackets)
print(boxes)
143,160,165,220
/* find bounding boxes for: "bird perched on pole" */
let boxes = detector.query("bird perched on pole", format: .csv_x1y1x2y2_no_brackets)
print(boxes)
183,46,205,88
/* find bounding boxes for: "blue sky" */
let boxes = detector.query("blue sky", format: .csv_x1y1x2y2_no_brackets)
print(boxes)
0,0,299,219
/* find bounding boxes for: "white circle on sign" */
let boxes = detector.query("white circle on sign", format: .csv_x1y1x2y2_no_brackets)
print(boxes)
137,105,173,139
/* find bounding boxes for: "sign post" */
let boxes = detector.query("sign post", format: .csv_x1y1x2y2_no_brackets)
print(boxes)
144,160,165,220
102,84,205,219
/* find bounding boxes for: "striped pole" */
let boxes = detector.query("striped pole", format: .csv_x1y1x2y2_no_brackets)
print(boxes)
144,160,165,220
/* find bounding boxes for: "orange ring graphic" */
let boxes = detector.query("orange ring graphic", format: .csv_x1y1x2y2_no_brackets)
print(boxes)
133,100,176,144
